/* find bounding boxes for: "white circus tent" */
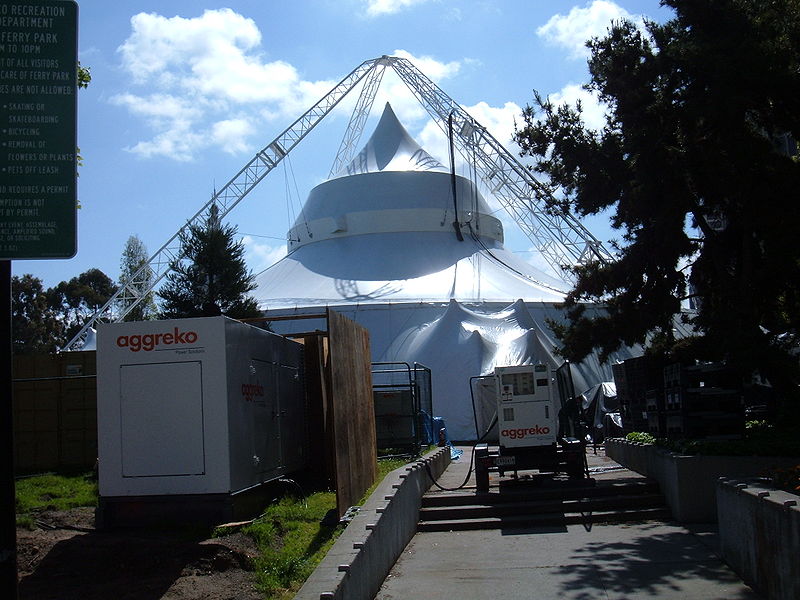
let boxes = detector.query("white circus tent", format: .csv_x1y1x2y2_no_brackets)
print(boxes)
254,103,638,440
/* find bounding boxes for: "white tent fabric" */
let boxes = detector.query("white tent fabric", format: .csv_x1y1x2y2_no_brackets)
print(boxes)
254,235,567,307
581,382,619,443
262,299,639,441
78,327,97,351
384,299,557,439
259,103,569,305
253,103,641,440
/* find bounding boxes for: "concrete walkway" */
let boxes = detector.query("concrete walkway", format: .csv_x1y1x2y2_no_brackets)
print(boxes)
375,445,762,600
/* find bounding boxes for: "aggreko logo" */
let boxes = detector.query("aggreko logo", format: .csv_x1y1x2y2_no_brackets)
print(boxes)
116,328,198,352
242,383,265,402
501,425,551,439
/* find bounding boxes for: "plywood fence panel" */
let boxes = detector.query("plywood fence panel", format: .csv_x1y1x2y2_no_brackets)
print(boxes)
327,310,377,516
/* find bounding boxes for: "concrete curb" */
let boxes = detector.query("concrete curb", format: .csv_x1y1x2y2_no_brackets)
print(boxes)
295,447,451,600
718,478,800,600
606,438,799,522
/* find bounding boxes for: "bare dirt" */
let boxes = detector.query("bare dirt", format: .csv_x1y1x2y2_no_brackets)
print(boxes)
16,507,264,600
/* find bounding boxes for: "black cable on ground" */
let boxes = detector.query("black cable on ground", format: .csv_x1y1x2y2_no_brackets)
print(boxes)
424,446,477,492
423,414,498,492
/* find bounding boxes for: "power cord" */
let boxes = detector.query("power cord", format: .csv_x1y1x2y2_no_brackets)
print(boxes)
423,414,497,492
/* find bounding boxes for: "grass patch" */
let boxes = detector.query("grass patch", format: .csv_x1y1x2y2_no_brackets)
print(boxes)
378,456,408,477
241,491,339,600
15,472,98,528
240,452,429,599
13,452,434,597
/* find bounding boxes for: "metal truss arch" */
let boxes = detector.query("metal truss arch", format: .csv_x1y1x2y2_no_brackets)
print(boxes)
64,54,613,352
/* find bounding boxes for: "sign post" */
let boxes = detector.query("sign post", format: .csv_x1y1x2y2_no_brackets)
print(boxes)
0,2,78,597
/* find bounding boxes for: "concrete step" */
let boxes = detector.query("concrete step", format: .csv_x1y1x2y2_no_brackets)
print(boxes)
418,506,672,532
419,493,668,522
422,479,661,508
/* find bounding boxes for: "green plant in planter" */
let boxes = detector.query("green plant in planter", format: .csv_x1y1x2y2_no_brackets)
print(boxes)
625,432,656,445
745,420,773,434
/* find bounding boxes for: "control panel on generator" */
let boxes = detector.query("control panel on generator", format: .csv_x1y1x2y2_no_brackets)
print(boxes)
496,364,557,449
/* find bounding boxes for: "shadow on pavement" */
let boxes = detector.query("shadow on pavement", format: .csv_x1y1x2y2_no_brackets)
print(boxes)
554,523,762,599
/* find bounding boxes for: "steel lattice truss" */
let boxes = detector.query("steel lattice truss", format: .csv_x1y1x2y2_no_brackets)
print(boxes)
388,57,614,269
64,55,613,351
329,60,388,177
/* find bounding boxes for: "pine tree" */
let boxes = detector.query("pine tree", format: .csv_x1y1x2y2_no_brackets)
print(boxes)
119,235,158,321
514,0,800,404
158,204,261,319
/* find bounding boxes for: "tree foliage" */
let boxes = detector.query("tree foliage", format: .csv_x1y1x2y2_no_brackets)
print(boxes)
12,268,118,353
515,0,800,400
11,274,64,354
49,268,119,344
158,205,261,319
77,62,91,89
119,235,157,321
76,62,91,201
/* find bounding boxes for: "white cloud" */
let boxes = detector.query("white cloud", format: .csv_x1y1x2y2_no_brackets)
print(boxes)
537,0,642,59
111,92,205,122
416,100,523,168
548,83,609,130
363,0,431,17
211,119,255,155
391,49,461,81
114,13,464,165
123,128,207,162
118,9,262,85
242,236,288,274
464,101,523,150
114,9,335,160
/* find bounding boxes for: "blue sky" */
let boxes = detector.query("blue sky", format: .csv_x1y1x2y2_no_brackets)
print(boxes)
14,0,673,289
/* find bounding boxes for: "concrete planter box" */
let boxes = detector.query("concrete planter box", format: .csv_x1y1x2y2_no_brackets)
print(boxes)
718,479,800,600
295,447,451,600
606,438,799,522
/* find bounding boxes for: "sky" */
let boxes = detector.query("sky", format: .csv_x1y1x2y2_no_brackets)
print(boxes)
13,0,674,290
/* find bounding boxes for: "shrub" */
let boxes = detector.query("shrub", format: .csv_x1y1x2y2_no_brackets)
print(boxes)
625,432,656,444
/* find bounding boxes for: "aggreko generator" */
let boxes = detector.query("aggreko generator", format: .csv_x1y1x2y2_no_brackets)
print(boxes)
474,363,587,492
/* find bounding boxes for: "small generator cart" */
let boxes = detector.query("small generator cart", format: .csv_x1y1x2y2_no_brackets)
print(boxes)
474,363,587,492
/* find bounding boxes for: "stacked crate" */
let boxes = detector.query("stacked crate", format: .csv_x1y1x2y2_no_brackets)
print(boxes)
663,363,685,436
660,362,744,440
613,356,663,434
645,388,665,435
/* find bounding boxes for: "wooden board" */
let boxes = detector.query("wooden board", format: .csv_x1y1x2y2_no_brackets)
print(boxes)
327,310,377,516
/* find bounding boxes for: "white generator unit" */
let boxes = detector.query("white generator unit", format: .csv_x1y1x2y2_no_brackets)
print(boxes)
475,363,587,492
96,316,307,525
496,364,557,449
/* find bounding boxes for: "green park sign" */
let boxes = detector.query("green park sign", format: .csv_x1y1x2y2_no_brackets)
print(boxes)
0,0,77,259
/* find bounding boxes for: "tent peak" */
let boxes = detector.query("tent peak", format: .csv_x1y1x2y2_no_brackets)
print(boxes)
336,102,446,176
